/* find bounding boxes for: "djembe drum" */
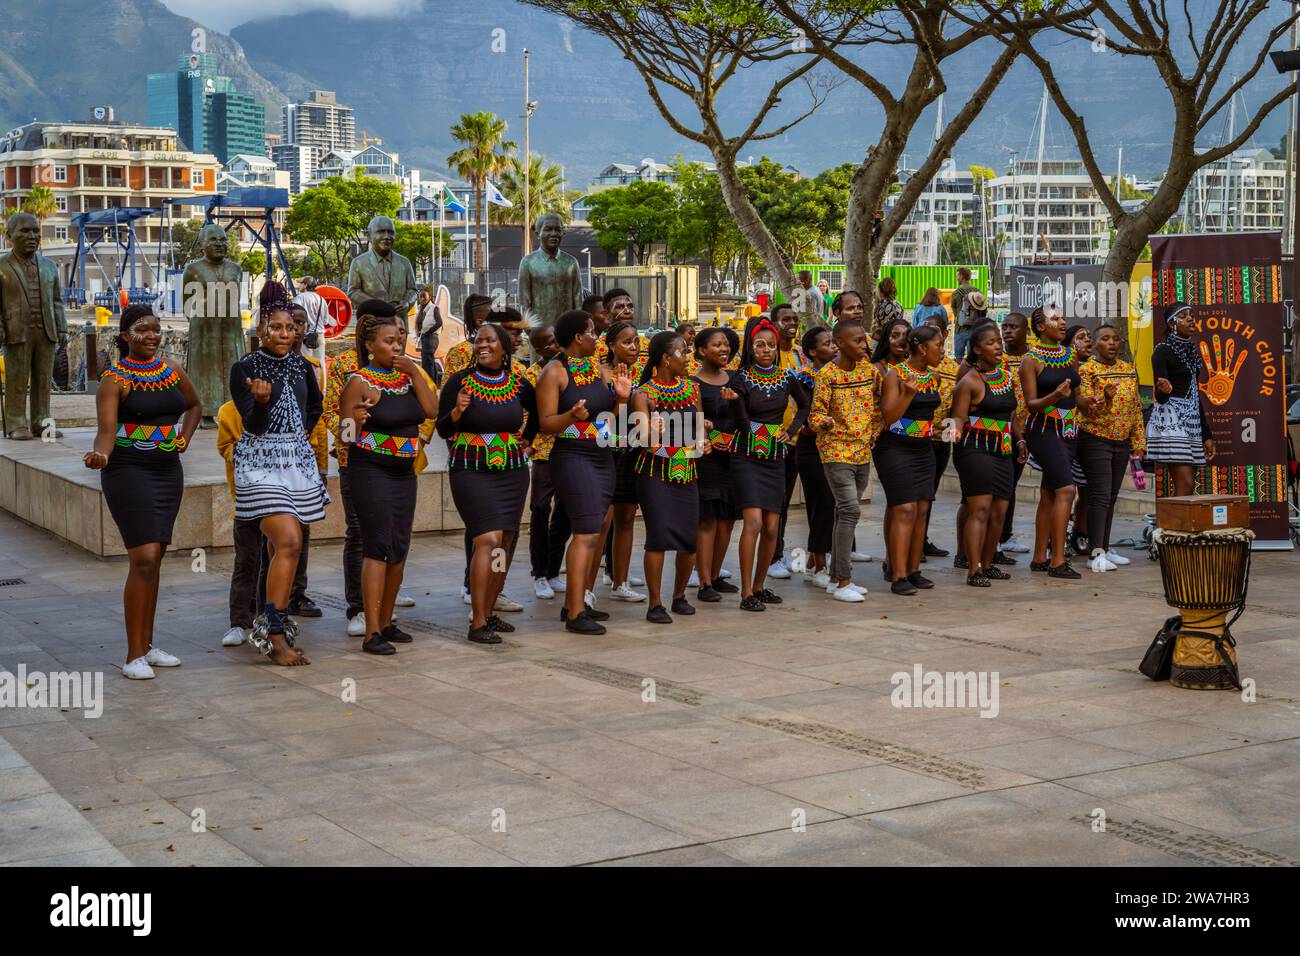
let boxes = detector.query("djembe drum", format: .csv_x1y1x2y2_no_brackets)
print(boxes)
1152,527,1253,690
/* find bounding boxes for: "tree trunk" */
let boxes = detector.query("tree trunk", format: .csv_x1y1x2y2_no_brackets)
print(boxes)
1101,174,1189,327
713,151,794,301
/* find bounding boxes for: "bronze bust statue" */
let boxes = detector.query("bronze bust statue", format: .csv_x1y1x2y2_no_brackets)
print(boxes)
1,212,68,440
181,223,245,425
517,213,582,327
347,215,418,318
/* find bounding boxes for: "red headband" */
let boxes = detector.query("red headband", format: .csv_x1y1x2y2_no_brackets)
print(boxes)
749,318,778,339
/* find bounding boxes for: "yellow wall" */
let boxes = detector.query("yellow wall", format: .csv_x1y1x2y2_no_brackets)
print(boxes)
1127,261,1154,386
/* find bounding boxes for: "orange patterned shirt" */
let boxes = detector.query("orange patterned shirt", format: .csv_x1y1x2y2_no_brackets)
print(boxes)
810,358,879,465
1078,357,1145,453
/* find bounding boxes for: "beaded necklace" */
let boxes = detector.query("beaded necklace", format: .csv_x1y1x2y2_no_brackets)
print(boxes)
740,363,787,396
106,354,179,390
567,354,601,387
1029,342,1074,367
639,376,697,409
981,365,1014,395
891,361,938,393
354,364,411,394
463,364,522,404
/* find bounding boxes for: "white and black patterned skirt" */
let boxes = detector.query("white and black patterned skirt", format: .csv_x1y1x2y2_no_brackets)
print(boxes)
1145,396,1204,465
233,432,329,522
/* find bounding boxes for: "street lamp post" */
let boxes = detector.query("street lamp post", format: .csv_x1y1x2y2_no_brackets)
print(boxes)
1270,47,1300,356
523,49,538,259
581,247,592,290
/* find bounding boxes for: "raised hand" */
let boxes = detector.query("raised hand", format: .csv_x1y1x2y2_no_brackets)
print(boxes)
612,366,633,400
570,398,589,421
393,354,420,378
899,376,919,398
246,378,272,405
720,386,738,401
1053,378,1072,399
1155,376,1173,395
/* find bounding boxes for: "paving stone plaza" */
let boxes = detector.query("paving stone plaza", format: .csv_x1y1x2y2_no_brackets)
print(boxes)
2,491,1297,868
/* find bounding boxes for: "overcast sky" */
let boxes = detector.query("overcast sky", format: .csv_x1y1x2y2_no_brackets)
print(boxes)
159,0,419,33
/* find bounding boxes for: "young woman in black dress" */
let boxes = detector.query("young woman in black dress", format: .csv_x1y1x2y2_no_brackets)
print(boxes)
876,324,945,595
951,324,1028,586
633,331,709,623
693,326,742,602
796,326,838,588
871,317,911,578
730,315,811,611
85,305,201,679
341,308,438,654
229,283,329,665
438,323,536,645
603,320,646,602
536,310,633,634
1019,307,1083,579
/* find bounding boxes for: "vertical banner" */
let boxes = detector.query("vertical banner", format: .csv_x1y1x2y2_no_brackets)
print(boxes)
1150,232,1292,548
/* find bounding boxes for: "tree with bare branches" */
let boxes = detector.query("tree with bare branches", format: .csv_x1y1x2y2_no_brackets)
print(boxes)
959,0,1300,314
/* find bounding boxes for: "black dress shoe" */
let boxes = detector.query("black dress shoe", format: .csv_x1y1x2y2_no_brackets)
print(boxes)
646,605,672,624
697,585,722,603
992,550,1017,566
1030,560,1051,572
881,562,892,581
739,595,766,612
382,623,413,644
671,596,695,615
891,578,918,596
1048,562,1081,579
710,578,739,594
287,597,323,618
984,566,1011,581
953,555,969,570
907,572,934,589
485,614,515,634
562,605,610,622
755,588,783,604
966,571,992,588
565,611,607,635
362,634,396,655
468,626,502,645
923,540,949,558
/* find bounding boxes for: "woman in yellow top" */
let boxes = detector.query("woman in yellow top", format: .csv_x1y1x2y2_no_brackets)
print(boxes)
1076,323,1145,573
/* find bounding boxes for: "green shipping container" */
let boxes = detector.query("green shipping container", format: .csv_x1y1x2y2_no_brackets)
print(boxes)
772,265,988,311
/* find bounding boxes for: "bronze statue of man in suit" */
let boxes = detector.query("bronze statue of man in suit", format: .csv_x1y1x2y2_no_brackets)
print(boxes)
517,213,582,327
347,215,417,318
1,212,68,440
181,223,245,426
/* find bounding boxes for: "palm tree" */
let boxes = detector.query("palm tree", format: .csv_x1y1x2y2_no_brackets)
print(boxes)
20,185,58,227
447,112,515,272
491,154,570,241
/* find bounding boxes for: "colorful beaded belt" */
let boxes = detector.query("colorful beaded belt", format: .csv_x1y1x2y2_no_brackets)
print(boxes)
637,444,701,483
961,416,1012,455
1030,405,1078,439
708,429,735,452
449,431,523,469
887,417,934,439
745,422,787,458
115,422,184,451
558,419,611,442
356,430,421,458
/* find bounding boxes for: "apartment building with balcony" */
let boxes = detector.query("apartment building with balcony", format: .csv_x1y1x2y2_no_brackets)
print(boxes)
987,158,1110,279
1178,147,1290,234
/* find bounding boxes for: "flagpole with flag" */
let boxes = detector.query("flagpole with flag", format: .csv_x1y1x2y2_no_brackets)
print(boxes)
484,181,513,295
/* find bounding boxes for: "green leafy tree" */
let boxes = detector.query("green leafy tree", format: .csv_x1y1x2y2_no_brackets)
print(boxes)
168,217,205,268
670,159,751,291
586,180,677,265
283,170,402,282
20,184,58,225
447,112,516,271
394,221,459,283
491,153,571,235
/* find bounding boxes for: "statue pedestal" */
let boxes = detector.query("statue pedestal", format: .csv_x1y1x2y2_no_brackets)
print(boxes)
0,428,473,557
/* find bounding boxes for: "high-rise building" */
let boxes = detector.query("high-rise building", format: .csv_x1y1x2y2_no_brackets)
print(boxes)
271,143,319,194
882,168,981,266
283,91,356,159
207,92,265,165
988,158,1110,279
1179,148,1290,235
146,53,234,153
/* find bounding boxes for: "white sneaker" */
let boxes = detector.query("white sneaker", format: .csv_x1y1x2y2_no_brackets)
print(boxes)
1002,535,1030,553
812,571,831,589
851,551,872,563
610,582,647,603
687,569,700,587
347,613,366,637
629,575,645,587
846,583,868,595
145,647,181,668
461,586,472,606
1106,550,1131,566
831,585,865,603
534,576,555,599
601,571,613,587
395,592,416,608
495,593,523,612
1089,549,1116,573
584,589,599,610
547,576,565,592
221,626,246,647
121,657,155,680
767,559,791,580
717,568,733,580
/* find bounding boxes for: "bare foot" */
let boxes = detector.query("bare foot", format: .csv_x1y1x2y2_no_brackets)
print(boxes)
268,634,310,666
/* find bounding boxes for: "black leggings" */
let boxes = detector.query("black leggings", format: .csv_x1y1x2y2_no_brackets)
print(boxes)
1000,456,1027,543
1076,431,1130,551
923,441,951,543
795,438,834,554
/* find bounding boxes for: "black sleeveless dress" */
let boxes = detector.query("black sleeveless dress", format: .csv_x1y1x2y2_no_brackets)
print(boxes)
547,355,616,535
438,365,535,538
695,371,742,520
100,356,187,549
349,365,426,562
635,377,702,553
1024,344,1081,491
730,365,810,511
954,365,1017,501
873,363,941,505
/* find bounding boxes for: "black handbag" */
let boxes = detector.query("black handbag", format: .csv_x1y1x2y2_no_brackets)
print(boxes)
1139,615,1181,681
